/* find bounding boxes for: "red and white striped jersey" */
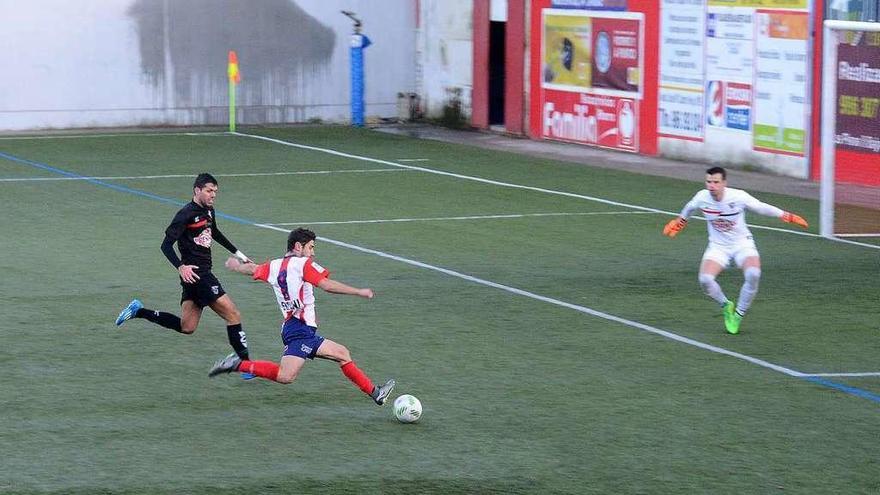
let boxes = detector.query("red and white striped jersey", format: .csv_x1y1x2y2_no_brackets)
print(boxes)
252,256,330,326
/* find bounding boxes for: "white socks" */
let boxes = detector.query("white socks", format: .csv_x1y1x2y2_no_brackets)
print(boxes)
698,273,729,306
736,267,762,315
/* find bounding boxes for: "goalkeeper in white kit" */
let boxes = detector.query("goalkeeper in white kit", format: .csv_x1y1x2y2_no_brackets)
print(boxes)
662,167,809,334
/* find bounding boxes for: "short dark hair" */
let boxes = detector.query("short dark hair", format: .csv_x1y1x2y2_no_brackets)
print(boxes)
287,228,316,251
193,173,218,189
705,166,726,179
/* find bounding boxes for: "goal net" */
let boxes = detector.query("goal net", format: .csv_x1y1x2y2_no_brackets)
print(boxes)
820,20,880,239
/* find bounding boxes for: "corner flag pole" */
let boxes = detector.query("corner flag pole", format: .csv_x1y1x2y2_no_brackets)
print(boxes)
228,50,241,132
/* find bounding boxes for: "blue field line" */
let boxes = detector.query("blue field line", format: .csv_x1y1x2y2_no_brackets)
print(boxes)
805,376,880,403
1,149,878,405
0,151,186,209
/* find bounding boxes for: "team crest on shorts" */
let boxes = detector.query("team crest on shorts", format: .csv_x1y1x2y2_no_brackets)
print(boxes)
300,344,313,355
211,286,219,294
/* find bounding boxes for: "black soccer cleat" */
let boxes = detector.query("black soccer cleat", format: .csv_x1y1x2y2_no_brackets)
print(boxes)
371,378,396,405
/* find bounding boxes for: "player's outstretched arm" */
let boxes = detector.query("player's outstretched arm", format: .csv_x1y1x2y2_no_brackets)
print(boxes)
318,278,374,299
781,211,809,228
662,217,688,238
225,256,257,276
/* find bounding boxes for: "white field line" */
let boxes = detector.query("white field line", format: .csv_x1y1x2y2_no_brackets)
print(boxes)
1,141,872,383
251,222,810,378
0,169,408,182
801,372,880,377
234,132,880,251
269,210,658,226
837,233,880,238
0,131,228,140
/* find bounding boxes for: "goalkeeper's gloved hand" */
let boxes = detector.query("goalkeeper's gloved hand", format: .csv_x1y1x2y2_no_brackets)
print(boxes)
663,217,688,238
233,250,253,264
781,212,808,228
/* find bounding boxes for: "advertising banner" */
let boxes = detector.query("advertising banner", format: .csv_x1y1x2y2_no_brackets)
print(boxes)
752,10,808,155
659,88,704,139
707,0,806,7
835,31,880,155
658,0,705,140
543,13,593,89
706,80,752,131
590,17,641,92
542,9,643,97
706,7,754,81
542,88,639,151
552,0,628,9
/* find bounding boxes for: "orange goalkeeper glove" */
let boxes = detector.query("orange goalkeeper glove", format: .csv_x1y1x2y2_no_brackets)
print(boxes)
781,211,808,228
663,217,688,238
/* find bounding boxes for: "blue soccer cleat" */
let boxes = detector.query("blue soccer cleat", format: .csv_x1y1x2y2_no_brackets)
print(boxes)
241,373,256,380
115,299,143,326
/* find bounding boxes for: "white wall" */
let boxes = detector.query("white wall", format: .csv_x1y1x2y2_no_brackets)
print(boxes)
416,0,474,118
0,0,416,131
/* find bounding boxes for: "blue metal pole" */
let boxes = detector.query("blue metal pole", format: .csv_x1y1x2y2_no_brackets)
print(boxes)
350,33,371,127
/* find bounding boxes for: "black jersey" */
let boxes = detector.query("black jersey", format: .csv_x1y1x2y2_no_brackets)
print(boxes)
162,201,237,272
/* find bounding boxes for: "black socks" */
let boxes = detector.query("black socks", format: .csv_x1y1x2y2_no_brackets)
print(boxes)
226,323,250,360
135,308,182,331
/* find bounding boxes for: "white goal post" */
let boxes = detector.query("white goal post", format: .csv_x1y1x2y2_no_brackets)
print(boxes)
820,20,880,238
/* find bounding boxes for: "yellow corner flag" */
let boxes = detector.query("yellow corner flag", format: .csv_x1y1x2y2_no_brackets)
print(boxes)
228,50,241,84
228,50,240,132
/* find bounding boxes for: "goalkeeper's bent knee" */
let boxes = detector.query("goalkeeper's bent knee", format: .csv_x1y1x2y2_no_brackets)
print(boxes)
743,267,761,289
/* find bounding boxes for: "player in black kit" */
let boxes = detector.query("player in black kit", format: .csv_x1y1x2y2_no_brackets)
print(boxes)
115,173,252,361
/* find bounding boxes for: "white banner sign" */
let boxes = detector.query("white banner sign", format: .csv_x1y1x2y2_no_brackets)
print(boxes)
659,0,706,139
706,7,754,81
752,10,808,155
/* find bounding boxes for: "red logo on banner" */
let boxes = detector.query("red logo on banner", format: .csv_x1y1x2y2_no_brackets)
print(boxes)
590,17,641,93
542,89,638,152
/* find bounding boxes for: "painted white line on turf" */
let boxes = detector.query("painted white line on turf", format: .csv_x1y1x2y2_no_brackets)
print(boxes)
4,147,876,400
0,131,229,140
0,168,409,182
253,222,807,379
837,233,880,238
233,132,880,251
269,210,658,226
801,372,880,377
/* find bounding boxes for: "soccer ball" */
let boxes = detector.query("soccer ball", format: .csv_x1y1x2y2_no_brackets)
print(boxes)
393,394,422,423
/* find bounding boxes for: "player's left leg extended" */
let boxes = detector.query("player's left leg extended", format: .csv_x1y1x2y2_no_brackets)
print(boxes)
317,339,395,405
116,299,184,331
208,295,249,360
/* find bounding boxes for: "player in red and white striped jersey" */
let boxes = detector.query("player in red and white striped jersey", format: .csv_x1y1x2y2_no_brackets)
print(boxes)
208,228,395,406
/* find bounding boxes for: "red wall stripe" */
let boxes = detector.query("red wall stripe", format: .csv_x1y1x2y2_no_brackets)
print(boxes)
505,0,526,134
472,0,490,129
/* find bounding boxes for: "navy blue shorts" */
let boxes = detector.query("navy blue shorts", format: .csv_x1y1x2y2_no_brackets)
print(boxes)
281,318,325,360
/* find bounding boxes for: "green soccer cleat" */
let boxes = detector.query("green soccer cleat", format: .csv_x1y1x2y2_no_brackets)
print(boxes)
725,309,743,335
721,301,739,334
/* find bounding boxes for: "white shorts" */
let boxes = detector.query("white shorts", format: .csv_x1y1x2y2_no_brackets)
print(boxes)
701,240,759,268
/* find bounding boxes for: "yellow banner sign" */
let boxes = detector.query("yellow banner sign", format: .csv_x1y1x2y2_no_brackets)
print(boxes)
707,0,807,8
543,14,593,89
